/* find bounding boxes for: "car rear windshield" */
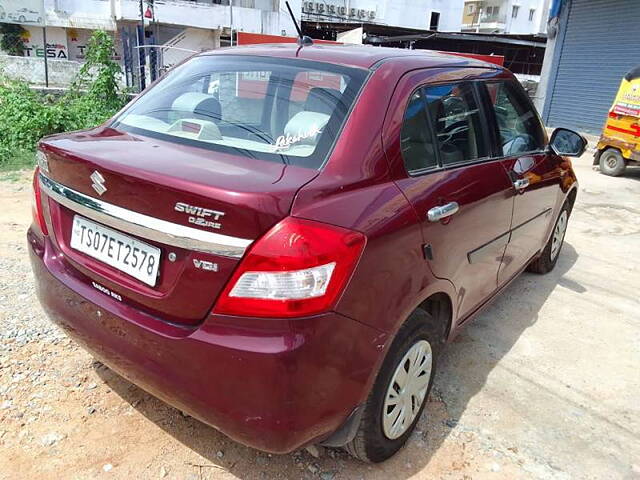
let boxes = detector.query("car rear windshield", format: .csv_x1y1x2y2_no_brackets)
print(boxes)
113,55,368,169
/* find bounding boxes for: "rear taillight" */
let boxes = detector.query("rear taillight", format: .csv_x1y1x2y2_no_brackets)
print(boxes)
214,217,366,318
32,167,48,235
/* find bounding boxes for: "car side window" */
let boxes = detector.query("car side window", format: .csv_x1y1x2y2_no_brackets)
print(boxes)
400,89,438,173
485,81,545,156
424,82,489,165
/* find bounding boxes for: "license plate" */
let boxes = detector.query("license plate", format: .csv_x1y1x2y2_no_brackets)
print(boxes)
70,215,161,287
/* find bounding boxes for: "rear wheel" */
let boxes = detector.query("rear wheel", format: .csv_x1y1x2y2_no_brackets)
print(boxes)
599,149,626,176
345,309,442,462
527,201,570,274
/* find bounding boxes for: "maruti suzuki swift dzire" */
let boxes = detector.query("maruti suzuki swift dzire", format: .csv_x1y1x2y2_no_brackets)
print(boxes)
28,44,586,462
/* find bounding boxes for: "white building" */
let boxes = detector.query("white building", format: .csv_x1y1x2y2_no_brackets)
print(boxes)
461,0,550,34
0,0,304,86
302,0,464,32
5,0,302,63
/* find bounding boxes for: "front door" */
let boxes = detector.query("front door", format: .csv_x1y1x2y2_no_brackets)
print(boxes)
480,80,562,284
393,81,515,321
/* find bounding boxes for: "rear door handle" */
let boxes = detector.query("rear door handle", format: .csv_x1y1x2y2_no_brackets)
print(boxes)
427,202,459,222
513,178,530,191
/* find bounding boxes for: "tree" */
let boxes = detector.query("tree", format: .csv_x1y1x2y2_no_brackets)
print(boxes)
0,24,27,57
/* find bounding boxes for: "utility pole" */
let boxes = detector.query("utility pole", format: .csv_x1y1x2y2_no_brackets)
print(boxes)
138,0,146,90
229,0,234,46
42,26,49,88
41,0,48,88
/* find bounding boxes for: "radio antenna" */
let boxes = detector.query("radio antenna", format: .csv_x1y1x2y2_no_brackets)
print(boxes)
285,1,313,47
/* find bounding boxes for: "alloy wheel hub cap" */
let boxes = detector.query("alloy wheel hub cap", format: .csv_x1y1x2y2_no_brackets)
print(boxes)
382,339,433,440
605,154,618,168
551,210,568,261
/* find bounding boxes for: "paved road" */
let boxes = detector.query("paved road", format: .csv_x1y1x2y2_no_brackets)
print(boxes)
0,153,638,479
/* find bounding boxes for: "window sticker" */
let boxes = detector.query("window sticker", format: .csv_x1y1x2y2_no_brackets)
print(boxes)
272,124,324,152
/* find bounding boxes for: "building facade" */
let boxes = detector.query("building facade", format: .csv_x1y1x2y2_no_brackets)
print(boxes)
0,0,303,86
1,0,301,63
302,0,464,32
461,0,550,34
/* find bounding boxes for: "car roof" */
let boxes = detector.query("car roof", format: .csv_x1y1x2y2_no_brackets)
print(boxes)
200,43,502,71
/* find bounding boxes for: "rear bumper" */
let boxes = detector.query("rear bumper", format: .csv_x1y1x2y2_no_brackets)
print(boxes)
596,135,640,162
28,229,383,454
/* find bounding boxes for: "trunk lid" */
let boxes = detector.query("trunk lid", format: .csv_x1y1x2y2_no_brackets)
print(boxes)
40,127,318,324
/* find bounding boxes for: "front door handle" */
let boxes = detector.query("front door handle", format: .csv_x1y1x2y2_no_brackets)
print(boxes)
427,202,459,222
513,178,530,191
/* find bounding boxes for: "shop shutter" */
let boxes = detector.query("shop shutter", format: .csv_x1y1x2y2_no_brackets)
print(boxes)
545,0,640,134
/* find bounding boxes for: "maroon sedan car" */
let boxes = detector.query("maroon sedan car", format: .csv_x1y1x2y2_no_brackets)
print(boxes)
28,44,586,462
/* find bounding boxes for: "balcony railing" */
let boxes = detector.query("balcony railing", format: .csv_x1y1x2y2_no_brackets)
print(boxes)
479,13,506,23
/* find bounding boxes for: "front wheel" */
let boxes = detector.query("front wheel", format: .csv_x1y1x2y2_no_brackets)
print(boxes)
345,309,442,462
599,149,626,176
527,201,571,274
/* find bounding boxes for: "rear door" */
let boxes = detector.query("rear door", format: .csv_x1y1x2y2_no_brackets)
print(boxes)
392,78,515,321
479,80,560,284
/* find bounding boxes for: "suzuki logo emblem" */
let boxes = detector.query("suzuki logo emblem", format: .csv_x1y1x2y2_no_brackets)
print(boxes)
90,171,107,196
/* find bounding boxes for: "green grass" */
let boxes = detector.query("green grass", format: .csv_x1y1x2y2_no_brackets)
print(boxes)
0,170,24,182
0,149,35,173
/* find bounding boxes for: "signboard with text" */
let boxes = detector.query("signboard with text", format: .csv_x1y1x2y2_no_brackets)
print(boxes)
302,1,376,21
22,27,67,58
0,0,45,27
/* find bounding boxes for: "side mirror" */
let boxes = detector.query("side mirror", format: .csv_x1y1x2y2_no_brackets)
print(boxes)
547,128,588,157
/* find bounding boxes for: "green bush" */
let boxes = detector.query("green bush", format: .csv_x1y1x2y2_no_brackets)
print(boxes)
0,30,129,170
0,24,27,56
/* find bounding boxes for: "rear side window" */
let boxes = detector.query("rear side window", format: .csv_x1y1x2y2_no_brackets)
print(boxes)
113,56,367,169
400,90,438,172
485,81,545,156
425,82,489,166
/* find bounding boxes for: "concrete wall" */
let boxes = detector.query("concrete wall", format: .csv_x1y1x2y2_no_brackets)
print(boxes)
504,0,549,34
113,0,298,36
0,54,82,87
382,0,464,31
462,0,549,34
44,0,115,30
161,27,219,68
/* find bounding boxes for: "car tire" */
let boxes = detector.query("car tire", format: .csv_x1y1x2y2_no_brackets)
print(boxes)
527,201,571,274
345,308,443,463
599,149,626,177
18,15,25,22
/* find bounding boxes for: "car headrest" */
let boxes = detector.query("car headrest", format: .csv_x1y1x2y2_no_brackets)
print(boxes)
282,111,330,147
172,93,222,123
304,87,341,116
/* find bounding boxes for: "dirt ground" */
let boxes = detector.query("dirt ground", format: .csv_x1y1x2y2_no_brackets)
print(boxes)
0,150,638,480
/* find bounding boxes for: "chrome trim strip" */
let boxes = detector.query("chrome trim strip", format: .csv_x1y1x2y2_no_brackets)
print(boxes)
39,173,252,258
